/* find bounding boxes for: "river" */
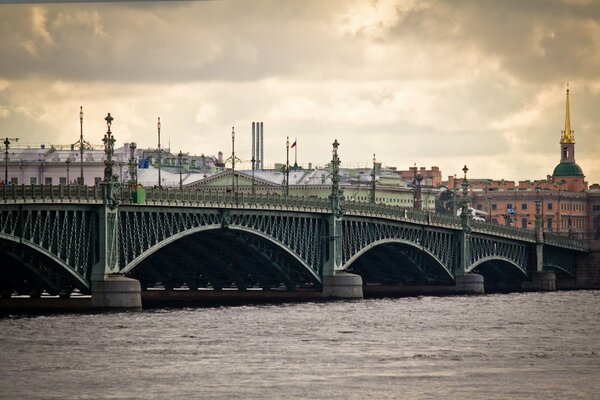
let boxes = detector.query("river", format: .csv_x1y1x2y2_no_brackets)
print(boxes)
1,291,599,399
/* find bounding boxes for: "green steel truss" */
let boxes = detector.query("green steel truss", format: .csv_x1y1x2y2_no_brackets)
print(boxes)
0,186,590,295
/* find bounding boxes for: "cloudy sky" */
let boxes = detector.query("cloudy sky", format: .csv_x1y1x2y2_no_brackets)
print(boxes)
1,0,599,183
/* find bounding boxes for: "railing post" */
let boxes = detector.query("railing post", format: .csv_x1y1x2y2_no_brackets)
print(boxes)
322,140,362,299
91,112,141,309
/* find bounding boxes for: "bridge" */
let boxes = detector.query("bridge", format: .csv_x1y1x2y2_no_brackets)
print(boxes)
0,182,588,307
0,134,590,308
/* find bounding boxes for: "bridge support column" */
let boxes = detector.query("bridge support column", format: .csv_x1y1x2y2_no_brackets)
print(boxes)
89,186,142,308
91,276,142,309
321,139,363,299
529,271,556,291
455,274,484,294
322,273,363,299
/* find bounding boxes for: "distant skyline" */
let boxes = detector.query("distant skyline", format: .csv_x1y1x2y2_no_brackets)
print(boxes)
0,0,599,183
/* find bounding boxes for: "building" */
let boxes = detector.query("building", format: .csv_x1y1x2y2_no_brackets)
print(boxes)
0,142,130,187
397,166,442,188
186,167,438,211
443,87,594,238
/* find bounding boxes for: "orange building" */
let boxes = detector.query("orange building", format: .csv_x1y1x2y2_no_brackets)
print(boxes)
397,166,442,187
445,87,592,238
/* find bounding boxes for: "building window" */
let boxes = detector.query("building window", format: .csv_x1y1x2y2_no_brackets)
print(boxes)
521,203,527,210
59,177,67,185
547,203,553,210
593,205,600,211
30,177,37,185
45,177,52,185
547,218,553,231
521,218,528,229
491,203,497,210
95,177,102,186
507,203,513,210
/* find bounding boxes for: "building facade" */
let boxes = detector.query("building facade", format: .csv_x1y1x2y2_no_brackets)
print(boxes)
444,87,593,238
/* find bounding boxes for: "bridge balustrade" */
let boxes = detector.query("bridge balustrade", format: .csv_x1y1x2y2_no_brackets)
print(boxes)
470,220,536,242
0,184,591,252
544,232,589,251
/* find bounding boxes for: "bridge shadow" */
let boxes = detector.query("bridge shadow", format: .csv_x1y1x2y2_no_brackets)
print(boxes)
345,242,454,286
0,239,89,298
126,229,321,293
471,260,528,293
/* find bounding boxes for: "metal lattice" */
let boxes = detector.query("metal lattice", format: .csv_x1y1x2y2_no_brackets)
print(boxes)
467,234,530,274
543,245,577,277
0,205,95,290
342,217,458,274
118,207,325,277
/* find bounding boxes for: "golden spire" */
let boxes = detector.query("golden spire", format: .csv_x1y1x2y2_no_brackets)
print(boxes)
561,83,575,144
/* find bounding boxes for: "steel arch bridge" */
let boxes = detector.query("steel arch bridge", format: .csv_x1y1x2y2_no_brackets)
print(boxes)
0,185,590,297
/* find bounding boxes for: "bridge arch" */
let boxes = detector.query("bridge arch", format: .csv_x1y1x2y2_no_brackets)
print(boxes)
0,234,90,291
467,256,528,277
468,256,529,292
120,225,321,283
343,238,454,283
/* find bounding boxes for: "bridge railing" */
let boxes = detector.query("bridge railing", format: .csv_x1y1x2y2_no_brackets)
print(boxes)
126,187,333,211
0,185,591,250
1,183,103,203
470,220,536,242
544,232,590,251
342,200,462,228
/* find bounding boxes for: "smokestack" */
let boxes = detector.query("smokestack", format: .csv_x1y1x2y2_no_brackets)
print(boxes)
255,121,260,170
260,122,264,170
252,122,256,171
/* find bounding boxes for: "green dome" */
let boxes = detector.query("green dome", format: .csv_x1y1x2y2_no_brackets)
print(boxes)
552,162,584,177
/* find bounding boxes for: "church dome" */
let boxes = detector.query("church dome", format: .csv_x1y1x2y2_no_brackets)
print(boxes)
552,162,584,177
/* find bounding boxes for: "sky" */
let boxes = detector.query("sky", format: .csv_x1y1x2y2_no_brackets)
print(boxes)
0,0,599,183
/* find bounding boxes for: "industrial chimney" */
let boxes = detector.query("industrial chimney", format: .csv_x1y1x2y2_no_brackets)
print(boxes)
251,121,264,170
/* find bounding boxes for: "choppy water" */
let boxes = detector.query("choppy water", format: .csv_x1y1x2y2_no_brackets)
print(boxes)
1,291,599,399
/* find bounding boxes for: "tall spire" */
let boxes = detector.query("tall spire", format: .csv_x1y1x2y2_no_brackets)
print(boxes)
561,83,575,144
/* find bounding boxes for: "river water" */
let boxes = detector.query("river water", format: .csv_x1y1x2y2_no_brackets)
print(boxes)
1,291,599,399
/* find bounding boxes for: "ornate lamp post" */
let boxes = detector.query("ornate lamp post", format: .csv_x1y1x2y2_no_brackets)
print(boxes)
535,186,542,240
370,154,376,204
329,139,343,217
66,158,71,184
413,166,423,211
157,117,162,188
79,106,84,185
285,136,290,196
460,165,470,224
102,113,117,206
178,150,183,190
3,137,18,184
128,142,137,186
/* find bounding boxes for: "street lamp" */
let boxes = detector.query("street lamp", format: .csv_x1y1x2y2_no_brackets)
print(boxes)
370,154,376,204
178,150,183,190
535,186,542,237
79,106,84,185
66,158,71,185
3,137,18,185
157,117,162,188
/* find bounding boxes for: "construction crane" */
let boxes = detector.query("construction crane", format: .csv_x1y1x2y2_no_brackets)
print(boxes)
3,137,19,184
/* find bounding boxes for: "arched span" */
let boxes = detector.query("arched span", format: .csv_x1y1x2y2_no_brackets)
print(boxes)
543,264,575,278
342,238,454,280
120,225,321,283
467,256,528,278
0,233,90,290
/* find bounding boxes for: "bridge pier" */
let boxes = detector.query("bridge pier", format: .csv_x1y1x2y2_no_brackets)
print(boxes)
455,274,485,294
528,271,556,291
91,276,142,309
322,273,363,299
